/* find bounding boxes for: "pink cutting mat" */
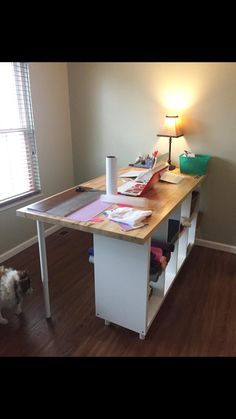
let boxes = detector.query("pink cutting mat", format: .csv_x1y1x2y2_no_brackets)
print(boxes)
66,199,111,222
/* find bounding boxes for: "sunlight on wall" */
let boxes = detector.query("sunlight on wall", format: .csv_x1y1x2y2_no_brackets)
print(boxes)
155,66,200,114
161,90,193,114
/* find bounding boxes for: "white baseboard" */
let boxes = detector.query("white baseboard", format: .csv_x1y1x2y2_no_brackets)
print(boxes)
196,238,236,254
0,225,61,264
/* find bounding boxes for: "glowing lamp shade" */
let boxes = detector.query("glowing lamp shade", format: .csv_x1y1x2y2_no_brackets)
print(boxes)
157,115,183,170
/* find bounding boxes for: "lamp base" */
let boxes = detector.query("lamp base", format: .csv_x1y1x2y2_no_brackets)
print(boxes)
168,164,176,171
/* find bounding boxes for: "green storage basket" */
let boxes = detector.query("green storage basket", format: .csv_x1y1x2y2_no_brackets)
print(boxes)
179,154,211,175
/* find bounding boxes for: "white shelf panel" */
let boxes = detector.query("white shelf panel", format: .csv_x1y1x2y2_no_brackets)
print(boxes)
94,234,151,335
177,254,185,271
188,212,198,246
186,243,194,256
149,270,165,297
177,229,188,270
164,271,175,294
147,294,163,329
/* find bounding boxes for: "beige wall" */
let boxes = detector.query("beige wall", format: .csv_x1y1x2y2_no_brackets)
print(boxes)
68,62,236,246
0,63,74,255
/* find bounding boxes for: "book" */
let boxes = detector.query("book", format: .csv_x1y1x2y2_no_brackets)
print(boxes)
117,161,169,196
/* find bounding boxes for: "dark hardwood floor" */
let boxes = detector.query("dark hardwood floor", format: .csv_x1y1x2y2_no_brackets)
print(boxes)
1,228,236,357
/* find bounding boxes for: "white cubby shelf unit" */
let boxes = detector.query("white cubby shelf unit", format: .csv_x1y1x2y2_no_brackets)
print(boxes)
148,188,200,333
93,187,201,340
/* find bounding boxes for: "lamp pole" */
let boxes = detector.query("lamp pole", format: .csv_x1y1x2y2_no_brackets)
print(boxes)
168,136,172,165
168,136,176,170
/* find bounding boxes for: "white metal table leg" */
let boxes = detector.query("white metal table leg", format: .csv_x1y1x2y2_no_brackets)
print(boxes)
36,220,51,318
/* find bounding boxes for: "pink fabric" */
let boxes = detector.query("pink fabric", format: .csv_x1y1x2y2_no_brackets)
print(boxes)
151,246,163,261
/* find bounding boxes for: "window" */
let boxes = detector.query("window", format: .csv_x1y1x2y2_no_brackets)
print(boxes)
0,62,41,208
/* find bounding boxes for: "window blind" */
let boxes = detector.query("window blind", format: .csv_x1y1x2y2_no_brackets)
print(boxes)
0,62,41,208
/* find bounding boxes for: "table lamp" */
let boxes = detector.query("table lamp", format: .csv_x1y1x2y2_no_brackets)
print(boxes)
157,115,183,170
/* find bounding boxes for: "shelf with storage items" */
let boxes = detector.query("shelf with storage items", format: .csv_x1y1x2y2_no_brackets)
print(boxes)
92,184,201,340
146,186,201,336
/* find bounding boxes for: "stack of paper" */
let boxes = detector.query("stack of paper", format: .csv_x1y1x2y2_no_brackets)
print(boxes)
160,172,185,184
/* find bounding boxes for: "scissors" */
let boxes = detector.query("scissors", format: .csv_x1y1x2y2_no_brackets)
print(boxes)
75,186,87,192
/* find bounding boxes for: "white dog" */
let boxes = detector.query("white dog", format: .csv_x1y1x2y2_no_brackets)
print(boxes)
0,265,33,324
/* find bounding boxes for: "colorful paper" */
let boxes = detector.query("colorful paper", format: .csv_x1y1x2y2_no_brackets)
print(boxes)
66,199,111,222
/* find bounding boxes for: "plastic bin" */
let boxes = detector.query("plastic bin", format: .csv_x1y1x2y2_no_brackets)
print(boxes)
179,154,211,175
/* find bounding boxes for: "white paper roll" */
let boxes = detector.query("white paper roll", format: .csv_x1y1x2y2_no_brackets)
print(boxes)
106,155,117,195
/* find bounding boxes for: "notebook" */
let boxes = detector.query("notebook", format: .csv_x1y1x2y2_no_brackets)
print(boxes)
118,161,169,196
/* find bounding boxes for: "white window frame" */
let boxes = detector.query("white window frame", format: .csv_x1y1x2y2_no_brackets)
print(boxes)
0,62,41,209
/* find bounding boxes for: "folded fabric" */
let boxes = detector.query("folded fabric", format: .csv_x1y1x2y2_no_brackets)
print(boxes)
106,207,152,227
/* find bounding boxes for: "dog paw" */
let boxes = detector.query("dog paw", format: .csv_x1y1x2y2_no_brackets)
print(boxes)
0,318,8,325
